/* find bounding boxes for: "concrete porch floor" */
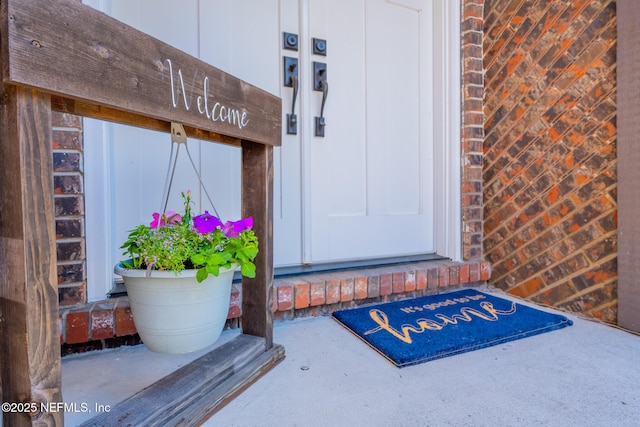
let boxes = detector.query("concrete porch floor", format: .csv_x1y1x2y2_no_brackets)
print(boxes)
59,286,640,426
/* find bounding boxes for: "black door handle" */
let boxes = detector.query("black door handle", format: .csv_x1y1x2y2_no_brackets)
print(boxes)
313,62,328,137
284,56,299,135
315,79,328,137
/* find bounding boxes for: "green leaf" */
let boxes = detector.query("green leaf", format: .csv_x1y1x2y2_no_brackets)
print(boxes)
245,247,259,259
241,262,256,278
207,253,225,265
191,254,206,266
196,267,208,283
206,264,220,277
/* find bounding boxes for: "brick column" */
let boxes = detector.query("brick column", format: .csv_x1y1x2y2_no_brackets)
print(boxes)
461,0,485,261
53,112,87,307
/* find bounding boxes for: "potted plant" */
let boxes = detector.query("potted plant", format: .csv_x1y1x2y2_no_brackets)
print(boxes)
114,190,258,354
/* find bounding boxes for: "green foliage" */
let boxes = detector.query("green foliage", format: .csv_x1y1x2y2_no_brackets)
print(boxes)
120,191,259,282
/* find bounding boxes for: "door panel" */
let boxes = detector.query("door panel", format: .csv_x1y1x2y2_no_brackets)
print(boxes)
308,0,434,263
367,0,423,216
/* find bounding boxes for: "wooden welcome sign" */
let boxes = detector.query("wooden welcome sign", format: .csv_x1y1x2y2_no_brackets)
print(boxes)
3,0,280,145
0,0,282,425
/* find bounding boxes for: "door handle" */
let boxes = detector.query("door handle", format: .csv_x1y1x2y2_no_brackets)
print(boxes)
288,74,299,135
315,80,328,137
284,56,299,135
313,62,328,137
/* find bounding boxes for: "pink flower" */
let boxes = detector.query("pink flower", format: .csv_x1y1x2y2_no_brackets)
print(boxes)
150,210,182,228
193,211,224,234
222,217,253,238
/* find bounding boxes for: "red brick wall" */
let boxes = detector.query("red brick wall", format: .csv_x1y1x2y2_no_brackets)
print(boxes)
53,112,87,307
483,0,617,322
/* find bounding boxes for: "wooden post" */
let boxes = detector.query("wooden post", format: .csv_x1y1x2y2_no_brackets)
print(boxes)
241,140,274,349
0,85,63,426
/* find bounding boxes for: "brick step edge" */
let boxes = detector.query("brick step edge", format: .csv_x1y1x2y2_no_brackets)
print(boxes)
59,260,491,352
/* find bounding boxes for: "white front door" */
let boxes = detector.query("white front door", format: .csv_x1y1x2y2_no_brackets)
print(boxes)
83,0,456,300
302,0,434,263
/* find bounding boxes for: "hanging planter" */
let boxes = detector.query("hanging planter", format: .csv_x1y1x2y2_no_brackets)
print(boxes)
115,190,259,354
115,263,236,354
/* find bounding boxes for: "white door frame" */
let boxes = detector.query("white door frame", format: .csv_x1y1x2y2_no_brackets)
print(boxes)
433,0,462,262
83,118,114,301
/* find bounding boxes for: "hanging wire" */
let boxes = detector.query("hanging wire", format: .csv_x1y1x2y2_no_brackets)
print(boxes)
159,123,220,218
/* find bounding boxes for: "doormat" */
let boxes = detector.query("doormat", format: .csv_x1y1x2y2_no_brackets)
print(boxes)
332,289,573,367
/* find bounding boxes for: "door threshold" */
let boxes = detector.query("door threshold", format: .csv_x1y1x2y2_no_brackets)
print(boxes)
274,254,446,278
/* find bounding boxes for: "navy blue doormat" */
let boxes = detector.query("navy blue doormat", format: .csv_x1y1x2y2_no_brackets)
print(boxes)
332,289,573,367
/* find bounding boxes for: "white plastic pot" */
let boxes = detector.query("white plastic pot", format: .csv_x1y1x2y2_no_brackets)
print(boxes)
114,263,236,354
